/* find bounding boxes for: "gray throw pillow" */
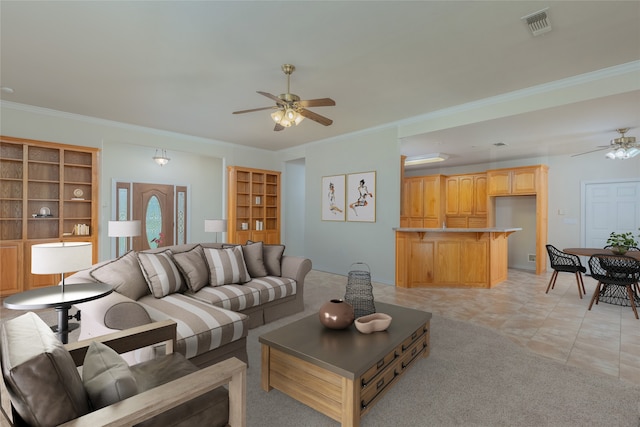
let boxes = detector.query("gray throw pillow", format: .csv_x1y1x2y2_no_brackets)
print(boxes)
82,341,138,410
171,244,209,292
248,240,285,276
90,251,149,300
242,241,268,277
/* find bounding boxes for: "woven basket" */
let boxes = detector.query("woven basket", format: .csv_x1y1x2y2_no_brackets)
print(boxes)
344,262,376,318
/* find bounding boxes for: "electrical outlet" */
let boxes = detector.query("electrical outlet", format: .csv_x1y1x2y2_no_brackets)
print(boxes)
528,254,536,262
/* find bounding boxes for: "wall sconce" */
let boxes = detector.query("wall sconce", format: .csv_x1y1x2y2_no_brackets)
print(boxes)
204,219,227,243
153,149,170,166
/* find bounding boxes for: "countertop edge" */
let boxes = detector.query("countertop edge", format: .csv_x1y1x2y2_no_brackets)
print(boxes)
393,227,523,233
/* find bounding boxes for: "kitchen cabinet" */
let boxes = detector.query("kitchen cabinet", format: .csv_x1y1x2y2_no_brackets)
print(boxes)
400,175,444,228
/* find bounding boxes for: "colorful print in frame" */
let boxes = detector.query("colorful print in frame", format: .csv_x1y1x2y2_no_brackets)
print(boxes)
347,171,375,222
322,174,345,221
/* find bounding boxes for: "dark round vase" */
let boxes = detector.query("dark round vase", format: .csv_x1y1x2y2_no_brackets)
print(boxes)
318,299,355,329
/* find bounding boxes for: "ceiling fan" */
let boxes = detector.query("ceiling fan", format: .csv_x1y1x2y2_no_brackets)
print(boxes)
232,64,335,131
572,128,639,159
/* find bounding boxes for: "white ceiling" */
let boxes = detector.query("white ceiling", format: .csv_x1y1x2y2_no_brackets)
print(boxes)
1,1,639,167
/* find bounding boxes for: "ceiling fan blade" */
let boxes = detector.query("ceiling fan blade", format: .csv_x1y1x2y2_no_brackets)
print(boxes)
232,106,277,114
571,147,609,157
298,108,333,126
274,123,285,132
298,98,336,108
257,91,286,105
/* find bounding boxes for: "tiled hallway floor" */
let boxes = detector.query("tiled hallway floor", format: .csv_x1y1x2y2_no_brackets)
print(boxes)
307,268,640,386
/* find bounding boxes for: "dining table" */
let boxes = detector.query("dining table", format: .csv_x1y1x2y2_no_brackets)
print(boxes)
564,247,640,307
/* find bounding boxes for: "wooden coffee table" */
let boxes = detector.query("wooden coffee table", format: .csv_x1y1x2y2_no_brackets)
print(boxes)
259,302,431,426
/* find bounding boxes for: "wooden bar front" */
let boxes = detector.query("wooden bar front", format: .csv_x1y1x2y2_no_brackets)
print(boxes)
395,228,521,289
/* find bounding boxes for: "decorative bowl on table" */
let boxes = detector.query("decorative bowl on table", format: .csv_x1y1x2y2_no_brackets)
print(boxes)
354,313,392,334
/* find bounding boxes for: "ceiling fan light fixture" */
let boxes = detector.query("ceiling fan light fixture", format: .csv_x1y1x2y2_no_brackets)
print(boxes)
604,128,639,160
404,153,449,166
272,107,304,127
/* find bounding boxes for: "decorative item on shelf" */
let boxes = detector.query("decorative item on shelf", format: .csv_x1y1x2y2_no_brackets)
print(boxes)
354,313,392,334
241,222,249,230
72,188,84,200
153,149,170,166
318,299,355,330
34,206,52,217
72,223,90,236
204,219,227,243
606,231,638,255
344,262,376,318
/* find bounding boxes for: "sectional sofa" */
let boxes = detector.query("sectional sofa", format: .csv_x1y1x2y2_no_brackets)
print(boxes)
68,241,312,368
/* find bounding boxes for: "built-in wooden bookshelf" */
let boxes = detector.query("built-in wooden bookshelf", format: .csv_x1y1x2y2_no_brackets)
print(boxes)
0,136,99,296
227,166,280,244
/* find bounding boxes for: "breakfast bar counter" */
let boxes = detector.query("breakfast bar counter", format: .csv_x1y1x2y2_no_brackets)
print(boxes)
394,227,522,289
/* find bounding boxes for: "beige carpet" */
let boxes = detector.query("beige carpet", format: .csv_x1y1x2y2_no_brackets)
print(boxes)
3,281,640,426
244,306,640,426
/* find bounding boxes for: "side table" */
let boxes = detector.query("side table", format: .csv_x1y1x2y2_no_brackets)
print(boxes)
3,283,113,344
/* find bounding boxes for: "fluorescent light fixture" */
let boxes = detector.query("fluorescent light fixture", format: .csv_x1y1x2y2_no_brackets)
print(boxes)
404,153,449,166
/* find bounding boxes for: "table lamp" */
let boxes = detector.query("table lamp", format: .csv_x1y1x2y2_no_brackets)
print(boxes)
108,219,141,256
31,242,93,293
204,219,227,243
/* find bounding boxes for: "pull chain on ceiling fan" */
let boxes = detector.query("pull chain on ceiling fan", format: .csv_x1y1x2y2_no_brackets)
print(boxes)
232,64,335,131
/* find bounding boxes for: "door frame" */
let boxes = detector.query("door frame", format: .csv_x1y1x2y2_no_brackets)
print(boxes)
110,179,191,258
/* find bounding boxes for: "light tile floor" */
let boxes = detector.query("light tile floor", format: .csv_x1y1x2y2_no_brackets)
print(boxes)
307,268,640,386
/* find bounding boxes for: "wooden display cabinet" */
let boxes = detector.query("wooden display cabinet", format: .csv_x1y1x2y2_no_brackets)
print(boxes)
227,166,280,244
0,136,99,296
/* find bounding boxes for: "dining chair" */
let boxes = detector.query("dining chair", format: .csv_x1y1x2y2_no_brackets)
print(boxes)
588,254,640,319
545,244,587,298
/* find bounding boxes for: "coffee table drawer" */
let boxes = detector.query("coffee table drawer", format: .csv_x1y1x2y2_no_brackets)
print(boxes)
360,347,400,388
361,362,399,410
400,323,428,353
401,332,428,371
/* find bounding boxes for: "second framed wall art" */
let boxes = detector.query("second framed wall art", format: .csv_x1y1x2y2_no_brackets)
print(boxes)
347,171,376,222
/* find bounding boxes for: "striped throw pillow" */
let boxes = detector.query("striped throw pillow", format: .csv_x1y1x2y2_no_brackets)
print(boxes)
203,246,251,286
137,250,185,298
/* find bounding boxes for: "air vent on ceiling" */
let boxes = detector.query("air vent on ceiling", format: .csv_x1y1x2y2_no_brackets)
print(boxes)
522,8,552,36
493,142,508,147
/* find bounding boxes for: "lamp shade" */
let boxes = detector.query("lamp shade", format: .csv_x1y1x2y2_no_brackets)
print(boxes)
31,242,93,274
108,220,141,237
204,219,227,233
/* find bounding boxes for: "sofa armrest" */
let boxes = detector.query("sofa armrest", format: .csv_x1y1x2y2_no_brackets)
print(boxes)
74,291,152,334
59,356,247,427
65,319,177,367
281,256,312,285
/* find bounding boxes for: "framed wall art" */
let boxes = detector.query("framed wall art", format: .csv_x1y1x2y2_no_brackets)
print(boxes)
347,171,376,222
321,174,345,221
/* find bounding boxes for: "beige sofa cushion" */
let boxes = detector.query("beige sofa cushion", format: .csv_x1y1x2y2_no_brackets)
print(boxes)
137,250,185,298
90,250,150,300
83,341,139,409
171,244,209,292
0,312,91,426
203,246,250,286
248,240,286,276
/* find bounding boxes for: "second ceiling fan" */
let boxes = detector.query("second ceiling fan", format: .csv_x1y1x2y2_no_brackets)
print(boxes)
232,64,335,131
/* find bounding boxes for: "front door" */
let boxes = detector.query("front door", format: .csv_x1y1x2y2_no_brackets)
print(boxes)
584,179,640,247
133,183,175,251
